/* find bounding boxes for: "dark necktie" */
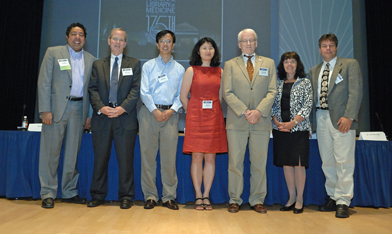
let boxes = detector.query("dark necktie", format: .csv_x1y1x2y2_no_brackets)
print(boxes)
109,57,119,104
320,63,330,109
244,55,254,83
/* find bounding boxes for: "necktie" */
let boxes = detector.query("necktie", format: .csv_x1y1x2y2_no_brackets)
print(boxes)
320,63,330,109
109,57,119,104
244,55,254,83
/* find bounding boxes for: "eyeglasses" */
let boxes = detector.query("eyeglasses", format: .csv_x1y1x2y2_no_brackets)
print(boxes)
159,39,172,44
112,37,125,42
240,39,256,44
321,44,336,49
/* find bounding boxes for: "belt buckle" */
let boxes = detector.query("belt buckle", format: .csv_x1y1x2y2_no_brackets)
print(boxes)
156,104,172,110
68,96,82,101
317,107,328,110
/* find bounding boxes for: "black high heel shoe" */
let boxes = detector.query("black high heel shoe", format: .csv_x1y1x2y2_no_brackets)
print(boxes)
293,204,304,214
280,202,295,211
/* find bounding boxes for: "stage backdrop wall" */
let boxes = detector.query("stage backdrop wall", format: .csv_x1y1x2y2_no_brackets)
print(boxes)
37,0,369,134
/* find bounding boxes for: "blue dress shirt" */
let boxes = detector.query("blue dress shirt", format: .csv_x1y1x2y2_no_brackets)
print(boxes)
68,45,84,97
140,55,185,112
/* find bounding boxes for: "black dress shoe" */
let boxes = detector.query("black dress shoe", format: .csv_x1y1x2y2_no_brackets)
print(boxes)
280,202,295,211
41,198,54,209
62,195,87,204
163,200,179,210
120,199,133,209
319,198,337,211
87,198,104,207
335,204,349,218
144,199,156,209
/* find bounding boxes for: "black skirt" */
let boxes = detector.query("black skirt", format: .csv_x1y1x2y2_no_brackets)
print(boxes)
272,129,309,168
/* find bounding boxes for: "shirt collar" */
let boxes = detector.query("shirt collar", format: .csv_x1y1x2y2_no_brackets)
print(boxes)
157,54,173,64
323,56,337,69
111,53,123,60
242,52,256,57
68,45,83,59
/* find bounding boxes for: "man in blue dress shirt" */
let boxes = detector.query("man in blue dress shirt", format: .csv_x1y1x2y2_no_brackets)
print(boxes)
139,30,185,210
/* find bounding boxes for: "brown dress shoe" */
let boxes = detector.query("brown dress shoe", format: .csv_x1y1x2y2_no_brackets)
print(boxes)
252,204,267,214
144,199,157,209
163,200,179,210
228,203,240,213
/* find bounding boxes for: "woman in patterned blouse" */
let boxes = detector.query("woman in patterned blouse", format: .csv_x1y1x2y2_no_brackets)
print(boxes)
271,51,313,214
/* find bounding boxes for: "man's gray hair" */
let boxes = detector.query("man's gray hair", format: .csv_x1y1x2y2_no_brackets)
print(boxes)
238,28,258,42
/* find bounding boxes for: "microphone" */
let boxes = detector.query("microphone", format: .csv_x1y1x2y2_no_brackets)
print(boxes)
18,104,28,131
22,104,26,120
375,112,388,140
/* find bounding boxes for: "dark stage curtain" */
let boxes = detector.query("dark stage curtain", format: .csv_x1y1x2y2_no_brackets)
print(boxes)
365,0,392,139
0,1,43,130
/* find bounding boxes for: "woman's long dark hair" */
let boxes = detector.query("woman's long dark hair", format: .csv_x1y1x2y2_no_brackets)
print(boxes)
277,51,306,80
189,37,220,67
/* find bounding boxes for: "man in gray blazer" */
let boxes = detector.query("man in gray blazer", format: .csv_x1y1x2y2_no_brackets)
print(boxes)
87,28,141,209
38,22,96,208
223,28,277,213
309,33,363,218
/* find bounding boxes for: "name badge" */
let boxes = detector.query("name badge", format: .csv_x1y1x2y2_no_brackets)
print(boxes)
259,68,268,76
335,73,343,84
58,59,71,70
158,74,169,83
122,68,133,76
202,100,213,109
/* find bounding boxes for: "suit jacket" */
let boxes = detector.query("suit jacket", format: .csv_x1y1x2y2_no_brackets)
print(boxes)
223,54,277,131
309,56,363,131
38,45,96,123
88,55,141,131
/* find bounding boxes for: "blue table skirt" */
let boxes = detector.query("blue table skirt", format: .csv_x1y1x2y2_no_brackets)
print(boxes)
1,130,391,207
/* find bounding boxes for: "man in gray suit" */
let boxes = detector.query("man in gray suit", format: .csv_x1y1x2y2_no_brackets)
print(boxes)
223,28,277,213
309,33,363,218
38,22,96,208
87,28,141,209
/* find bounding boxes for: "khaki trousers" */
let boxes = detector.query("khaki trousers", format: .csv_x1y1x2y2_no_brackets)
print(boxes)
138,105,179,202
316,109,355,205
227,128,270,206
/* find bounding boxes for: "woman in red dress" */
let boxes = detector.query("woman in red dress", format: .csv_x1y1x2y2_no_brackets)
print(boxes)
180,37,227,210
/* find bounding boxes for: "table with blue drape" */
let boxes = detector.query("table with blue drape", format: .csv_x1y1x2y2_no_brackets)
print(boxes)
1,130,391,207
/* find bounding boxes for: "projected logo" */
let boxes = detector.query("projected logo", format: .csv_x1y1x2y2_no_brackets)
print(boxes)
146,0,176,41
99,0,222,61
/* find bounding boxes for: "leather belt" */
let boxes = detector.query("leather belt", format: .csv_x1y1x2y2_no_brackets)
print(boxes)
316,107,329,110
109,103,118,108
155,104,172,110
67,96,83,101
